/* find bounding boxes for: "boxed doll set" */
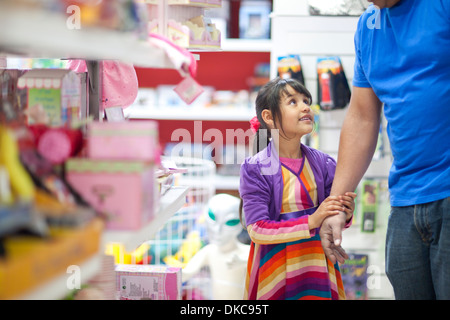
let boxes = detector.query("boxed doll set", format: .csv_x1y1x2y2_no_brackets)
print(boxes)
66,120,160,231
115,264,181,300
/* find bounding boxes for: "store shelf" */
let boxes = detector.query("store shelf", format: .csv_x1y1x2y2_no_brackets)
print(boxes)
18,254,102,300
125,106,255,121
0,5,171,69
221,39,272,52
102,186,189,251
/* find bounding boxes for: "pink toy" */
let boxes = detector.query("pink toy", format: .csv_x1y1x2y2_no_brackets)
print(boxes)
86,120,159,163
115,264,181,300
66,158,157,230
66,60,138,110
37,127,83,164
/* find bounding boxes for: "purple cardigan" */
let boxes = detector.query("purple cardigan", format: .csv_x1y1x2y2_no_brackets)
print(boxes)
239,141,337,226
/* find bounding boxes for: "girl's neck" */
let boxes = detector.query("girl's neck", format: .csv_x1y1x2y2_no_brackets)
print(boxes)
276,136,303,159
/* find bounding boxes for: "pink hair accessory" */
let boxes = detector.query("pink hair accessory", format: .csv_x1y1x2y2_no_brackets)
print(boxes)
250,116,260,133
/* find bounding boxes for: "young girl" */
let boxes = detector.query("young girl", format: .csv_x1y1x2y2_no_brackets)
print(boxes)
239,77,355,300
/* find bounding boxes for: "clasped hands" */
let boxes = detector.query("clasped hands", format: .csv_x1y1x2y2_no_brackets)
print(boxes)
318,192,357,265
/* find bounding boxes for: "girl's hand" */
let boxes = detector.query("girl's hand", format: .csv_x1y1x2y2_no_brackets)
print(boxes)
338,192,357,222
308,196,346,230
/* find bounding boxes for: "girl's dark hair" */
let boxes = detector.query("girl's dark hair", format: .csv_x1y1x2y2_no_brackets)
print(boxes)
253,77,312,154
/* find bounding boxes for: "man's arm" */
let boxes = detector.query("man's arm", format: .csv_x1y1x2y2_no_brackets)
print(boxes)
320,86,383,264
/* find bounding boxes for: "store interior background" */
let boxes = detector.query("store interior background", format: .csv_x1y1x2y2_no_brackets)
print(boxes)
0,0,395,300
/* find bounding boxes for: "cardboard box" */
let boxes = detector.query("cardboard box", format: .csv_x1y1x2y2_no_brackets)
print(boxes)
66,158,157,230
0,218,103,300
87,121,159,162
115,264,181,300
17,69,81,126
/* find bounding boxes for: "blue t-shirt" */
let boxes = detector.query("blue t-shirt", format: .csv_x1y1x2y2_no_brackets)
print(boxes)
353,0,450,206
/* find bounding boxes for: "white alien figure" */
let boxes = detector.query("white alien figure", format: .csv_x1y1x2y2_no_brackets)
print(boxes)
182,193,250,300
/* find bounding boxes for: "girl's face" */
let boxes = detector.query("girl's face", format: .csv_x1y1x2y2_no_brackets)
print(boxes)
278,85,314,138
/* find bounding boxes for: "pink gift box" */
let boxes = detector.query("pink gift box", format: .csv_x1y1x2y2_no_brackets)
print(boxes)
115,264,181,300
66,158,157,230
87,121,159,162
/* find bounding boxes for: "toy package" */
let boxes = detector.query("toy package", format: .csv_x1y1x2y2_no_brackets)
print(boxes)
66,158,157,230
277,54,305,85
316,56,351,110
18,69,81,126
86,120,159,162
115,264,182,300
361,179,378,233
340,253,369,300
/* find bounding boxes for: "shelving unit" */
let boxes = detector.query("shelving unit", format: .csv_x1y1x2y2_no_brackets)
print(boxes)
7,186,188,300
18,254,102,300
125,106,255,121
0,5,170,69
221,38,272,52
0,1,196,300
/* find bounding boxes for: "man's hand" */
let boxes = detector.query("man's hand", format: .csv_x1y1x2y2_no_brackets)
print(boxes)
308,196,343,230
319,212,348,265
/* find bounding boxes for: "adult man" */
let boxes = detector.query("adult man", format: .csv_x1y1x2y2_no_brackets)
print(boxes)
320,0,450,299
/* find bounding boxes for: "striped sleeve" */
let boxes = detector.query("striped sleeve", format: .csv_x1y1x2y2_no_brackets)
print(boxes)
247,216,316,245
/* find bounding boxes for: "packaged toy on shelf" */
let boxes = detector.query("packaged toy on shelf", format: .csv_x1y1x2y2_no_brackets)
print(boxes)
86,121,159,162
66,120,160,231
28,124,83,165
115,264,182,300
66,158,158,231
316,56,351,111
18,69,81,126
66,60,139,111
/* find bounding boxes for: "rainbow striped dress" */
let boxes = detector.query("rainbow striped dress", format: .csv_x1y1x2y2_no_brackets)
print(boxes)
244,156,345,300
